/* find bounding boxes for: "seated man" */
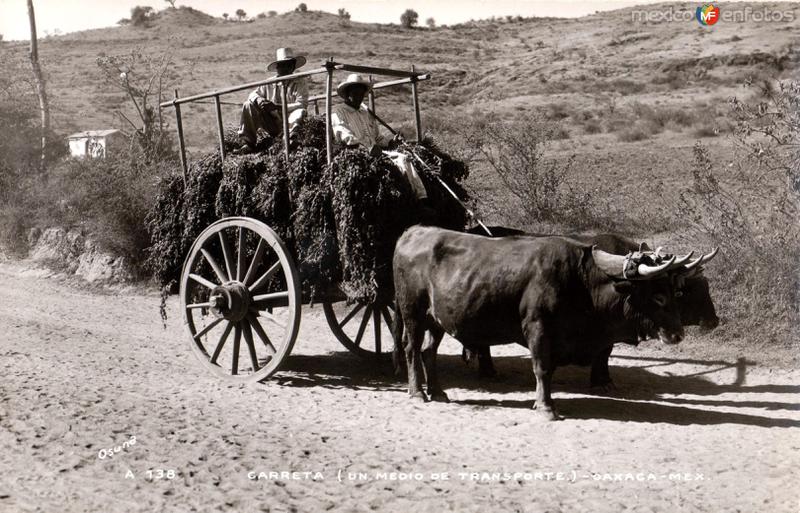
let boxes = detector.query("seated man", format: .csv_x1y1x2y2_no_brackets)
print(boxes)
330,74,428,201
238,48,309,150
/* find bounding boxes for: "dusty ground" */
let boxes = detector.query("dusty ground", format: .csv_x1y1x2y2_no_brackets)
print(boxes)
1,259,798,513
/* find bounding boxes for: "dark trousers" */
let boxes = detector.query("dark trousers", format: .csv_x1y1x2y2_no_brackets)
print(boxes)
238,100,282,146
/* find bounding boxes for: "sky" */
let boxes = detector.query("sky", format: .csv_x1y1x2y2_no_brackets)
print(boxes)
0,0,672,40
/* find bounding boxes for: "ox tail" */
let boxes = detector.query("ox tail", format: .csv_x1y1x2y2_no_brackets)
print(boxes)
391,307,406,377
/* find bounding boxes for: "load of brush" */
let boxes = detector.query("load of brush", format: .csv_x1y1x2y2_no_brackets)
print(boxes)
146,116,469,304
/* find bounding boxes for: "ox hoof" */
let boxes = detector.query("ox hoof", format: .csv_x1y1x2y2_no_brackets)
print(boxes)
429,391,450,403
590,381,618,395
532,404,562,421
408,391,428,403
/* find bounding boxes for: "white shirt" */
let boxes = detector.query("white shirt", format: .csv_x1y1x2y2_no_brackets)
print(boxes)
330,103,385,148
248,76,308,111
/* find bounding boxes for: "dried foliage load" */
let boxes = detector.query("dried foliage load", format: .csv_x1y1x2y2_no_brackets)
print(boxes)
146,116,468,303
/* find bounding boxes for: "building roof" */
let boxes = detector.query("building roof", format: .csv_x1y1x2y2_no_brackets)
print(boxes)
67,129,121,139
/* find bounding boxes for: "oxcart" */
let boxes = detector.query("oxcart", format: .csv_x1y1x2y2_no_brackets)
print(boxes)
161,60,440,382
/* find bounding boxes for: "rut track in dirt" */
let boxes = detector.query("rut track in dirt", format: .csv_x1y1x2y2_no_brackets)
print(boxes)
0,260,798,513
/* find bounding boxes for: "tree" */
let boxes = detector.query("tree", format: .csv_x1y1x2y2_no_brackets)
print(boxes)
400,9,418,28
96,50,178,161
257,12,266,19
27,0,50,171
130,6,154,27
222,12,229,20
268,10,277,17
235,9,246,20
296,3,308,13
426,17,435,28
164,0,176,8
338,8,351,25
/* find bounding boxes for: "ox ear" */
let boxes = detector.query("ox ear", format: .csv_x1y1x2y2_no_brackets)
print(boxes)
612,280,634,295
639,242,651,252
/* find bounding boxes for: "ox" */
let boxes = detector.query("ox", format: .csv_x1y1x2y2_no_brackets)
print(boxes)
392,226,697,420
463,226,719,387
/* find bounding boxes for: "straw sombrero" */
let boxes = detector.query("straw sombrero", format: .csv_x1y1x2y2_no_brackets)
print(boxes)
267,47,307,71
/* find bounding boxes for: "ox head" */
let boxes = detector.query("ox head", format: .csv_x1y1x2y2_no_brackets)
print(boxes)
671,249,720,331
592,247,709,345
593,246,720,344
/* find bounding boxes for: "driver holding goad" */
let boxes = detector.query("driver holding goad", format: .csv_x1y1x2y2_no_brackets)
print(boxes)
330,74,429,203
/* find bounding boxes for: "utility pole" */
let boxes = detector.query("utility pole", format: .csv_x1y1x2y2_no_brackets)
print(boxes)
27,0,50,171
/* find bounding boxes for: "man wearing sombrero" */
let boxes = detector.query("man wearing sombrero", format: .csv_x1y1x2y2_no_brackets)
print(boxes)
238,48,309,151
331,73,428,201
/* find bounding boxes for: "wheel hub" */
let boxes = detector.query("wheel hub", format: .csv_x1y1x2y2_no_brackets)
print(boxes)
208,282,251,321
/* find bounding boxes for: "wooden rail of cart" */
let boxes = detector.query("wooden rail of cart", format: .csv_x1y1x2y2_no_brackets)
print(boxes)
160,60,430,382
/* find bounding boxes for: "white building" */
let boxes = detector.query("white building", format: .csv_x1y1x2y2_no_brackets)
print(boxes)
67,130,121,159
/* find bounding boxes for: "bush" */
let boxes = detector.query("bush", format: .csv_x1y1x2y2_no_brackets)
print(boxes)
296,3,307,13
673,81,799,345
130,6,154,27
426,17,435,28
400,9,418,28
268,10,277,17
433,113,591,229
257,12,266,19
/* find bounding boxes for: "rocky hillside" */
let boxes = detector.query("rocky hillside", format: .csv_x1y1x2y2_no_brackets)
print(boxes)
1,3,797,152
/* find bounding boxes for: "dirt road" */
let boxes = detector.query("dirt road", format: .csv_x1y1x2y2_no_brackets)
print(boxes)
1,259,798,513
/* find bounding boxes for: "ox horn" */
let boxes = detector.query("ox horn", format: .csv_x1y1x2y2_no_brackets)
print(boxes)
591,247,628,279
701,247,719,263
668,251,694,269
684,247,719,270
637,255,676,278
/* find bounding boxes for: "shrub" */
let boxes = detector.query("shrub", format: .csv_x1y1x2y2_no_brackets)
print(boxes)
257,12,266,19
338,8,351,25
268,10,277,17
130,6,154,27
426,17,435,28
673,81,800,345
617,122,654,142
400,9,418,28
583,119,602,134
433,113,592,229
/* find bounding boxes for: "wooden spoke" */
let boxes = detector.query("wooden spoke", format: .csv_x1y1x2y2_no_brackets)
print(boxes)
241,322,260,373
236,227,246,282
194,318,223,341
189,273,217,291
231,324,241,375
381,307,393,329
249,261,281,293
373,308,382,354
252,291,290,307
248,314,276,355
248,308,287,331
242,239,268,287
218,230,235,281
201,248,228,285
186,302,212,310
210,322,234,364
338,303,364,328
354,305,373,348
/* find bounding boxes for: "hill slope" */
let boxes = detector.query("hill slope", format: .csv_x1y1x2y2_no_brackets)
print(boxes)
1,3,797,152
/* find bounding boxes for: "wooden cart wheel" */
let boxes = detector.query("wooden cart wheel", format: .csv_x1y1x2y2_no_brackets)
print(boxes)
322,300,396,359
180,217,301,382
